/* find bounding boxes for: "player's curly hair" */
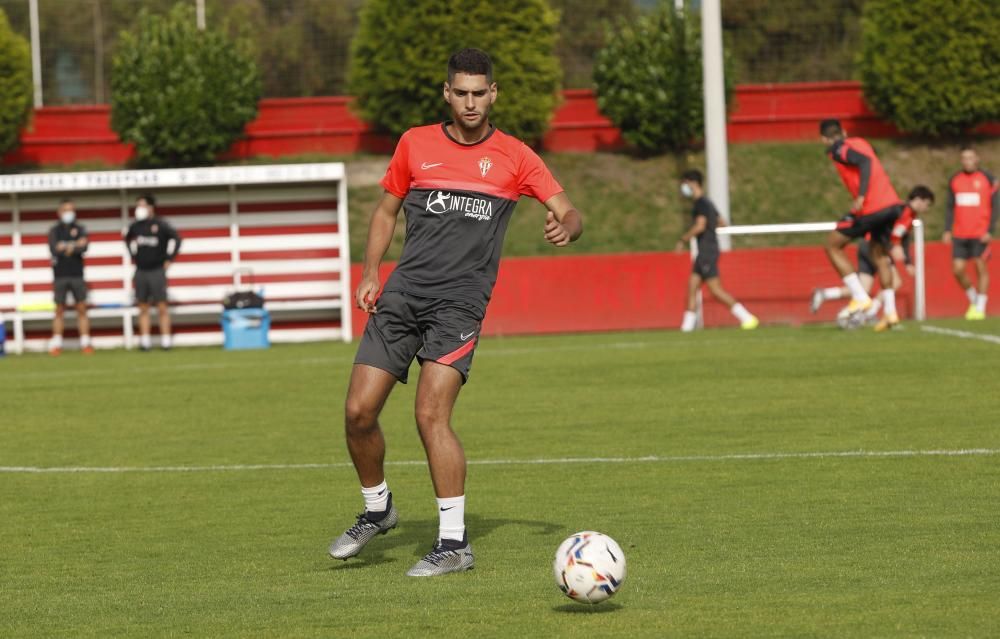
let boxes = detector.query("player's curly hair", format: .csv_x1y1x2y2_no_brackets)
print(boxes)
448,48,493,83
908,185,934,203
680,169,703,185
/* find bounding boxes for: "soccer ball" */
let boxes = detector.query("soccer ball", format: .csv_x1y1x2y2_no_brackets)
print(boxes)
553,531,627,604
836,305,864,330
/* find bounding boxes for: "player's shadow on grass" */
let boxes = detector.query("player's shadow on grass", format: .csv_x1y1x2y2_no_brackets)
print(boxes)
551,602,622,614
326,513,561,571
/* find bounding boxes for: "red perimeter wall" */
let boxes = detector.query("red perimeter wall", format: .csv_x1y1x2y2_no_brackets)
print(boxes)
351,242,997,336
8,82,999,166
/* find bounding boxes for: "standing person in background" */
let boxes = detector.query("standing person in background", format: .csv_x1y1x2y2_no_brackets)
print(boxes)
125,194,182,351
48,199,93,355
675,169,758,332
943,147,997,320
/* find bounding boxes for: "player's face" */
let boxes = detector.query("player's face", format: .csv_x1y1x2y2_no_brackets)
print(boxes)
960,150,978,172
444,73,497,131
911,197,932,215
57,201,74,216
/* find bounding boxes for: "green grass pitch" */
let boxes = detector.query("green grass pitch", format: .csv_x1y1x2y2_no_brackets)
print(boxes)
2,320,999,638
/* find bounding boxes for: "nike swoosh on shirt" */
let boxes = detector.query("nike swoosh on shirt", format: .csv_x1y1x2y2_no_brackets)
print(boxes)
421,162,444,170
460,332,476,341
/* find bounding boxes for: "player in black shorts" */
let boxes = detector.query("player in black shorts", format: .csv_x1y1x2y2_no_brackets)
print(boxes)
674,170,758,331
47,198,93,355
328,49,583,576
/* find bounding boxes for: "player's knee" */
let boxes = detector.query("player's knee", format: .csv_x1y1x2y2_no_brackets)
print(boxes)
54,305,65,317
414,404,448,433
344,399,379,436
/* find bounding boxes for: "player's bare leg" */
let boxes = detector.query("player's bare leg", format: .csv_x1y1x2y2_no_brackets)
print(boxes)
329,364,400,560
157,301,172,349
681,273,702,332
969,257,989,319
951,257,982,319
50,304,65,355
137,302,151,351
826,230,872,313
871,244,900,331
76,301,93,354
706,277,758,330
407,361,474,576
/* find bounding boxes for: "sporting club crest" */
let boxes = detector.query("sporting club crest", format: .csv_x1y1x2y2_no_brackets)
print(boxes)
478,156,493,178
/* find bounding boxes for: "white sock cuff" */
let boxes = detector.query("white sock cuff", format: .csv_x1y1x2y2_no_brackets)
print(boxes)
977,294,988,312
437,495,466,542
967,287,978,303
823,287,843,300
731,303,752,322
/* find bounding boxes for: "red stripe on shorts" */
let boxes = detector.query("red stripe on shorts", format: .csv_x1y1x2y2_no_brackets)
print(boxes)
437,339,476,366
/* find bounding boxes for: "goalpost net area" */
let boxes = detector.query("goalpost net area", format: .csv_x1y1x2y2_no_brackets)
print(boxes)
692,221,927,328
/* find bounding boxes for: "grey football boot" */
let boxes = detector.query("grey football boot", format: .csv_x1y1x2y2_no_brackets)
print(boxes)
406,534,474,577
328,493,399,560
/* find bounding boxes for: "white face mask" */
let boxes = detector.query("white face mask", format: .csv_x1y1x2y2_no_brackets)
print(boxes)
680,183,694,198
134,206,150,221
60,210,76,224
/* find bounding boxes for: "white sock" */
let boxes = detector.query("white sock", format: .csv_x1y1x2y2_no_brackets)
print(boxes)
361,480,389,514
161,334,172,349
823,287,844,301
681,310,697,332
977,294,988,313
80,334,92,348
730,303,753,323
140,333,152,349
883,289,897,317
843,273,871,303
866,295,882,319
49,334,63,349
966,287,978,304
436,495,465,542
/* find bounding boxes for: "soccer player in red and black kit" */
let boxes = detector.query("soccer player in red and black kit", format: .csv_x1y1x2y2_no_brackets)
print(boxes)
819,119,903,324
328,49,583,576
943,147,997,320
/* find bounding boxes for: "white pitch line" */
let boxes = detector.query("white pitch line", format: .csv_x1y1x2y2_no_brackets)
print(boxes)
921,325,1000,345
2,448,998,474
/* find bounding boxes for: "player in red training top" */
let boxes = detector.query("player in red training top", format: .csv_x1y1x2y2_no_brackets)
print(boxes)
942,146,997,320
328,48,583,577
819,119,903,325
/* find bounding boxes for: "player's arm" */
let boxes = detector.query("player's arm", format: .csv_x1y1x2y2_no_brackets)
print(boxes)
75,227,89,252
943,183,955,243
675,216,707,252
49,227,65,256
356,191,404,312
163,222,182,268
985,175,998,242
840,147,872,211
541,192,582,247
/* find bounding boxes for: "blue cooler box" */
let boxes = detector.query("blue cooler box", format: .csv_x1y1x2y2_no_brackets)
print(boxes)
221,308,270,350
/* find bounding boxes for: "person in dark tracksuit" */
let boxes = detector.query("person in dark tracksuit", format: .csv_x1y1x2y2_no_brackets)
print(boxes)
124,194,181,351
48,198,92,355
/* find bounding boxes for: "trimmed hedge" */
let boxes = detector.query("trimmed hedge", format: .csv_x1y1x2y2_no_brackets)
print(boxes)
594,3,734,154
110,3,260,166
0,9,32,156
859,0,1000,137
348,0,561,145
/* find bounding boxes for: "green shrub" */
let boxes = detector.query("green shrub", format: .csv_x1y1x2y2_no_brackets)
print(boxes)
110,3,260,167
0,9,32,155
348,0,561,145
594,2,734,154
859,0,1000,137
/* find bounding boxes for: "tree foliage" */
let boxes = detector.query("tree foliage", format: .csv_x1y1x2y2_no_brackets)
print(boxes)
348,0,561,145
859,0,1000,137
0,8,32,155
594,2,734,153
548,0,637,88
110,3,260,166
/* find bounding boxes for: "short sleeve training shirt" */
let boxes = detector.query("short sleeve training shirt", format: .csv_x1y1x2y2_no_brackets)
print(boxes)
379,122,564,312
692,197,720,255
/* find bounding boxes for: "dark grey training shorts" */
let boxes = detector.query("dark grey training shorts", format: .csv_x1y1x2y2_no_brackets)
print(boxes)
134,267,168,303
354,291,483,384
952,238,990,261
692,251,720,280
54,276,88,305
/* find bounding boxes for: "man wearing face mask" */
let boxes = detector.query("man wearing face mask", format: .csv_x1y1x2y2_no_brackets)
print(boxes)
674,170,758,332
124,194,182,351
48,199,93,355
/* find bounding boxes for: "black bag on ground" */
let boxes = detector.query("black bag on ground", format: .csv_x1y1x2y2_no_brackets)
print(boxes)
223,290,264,310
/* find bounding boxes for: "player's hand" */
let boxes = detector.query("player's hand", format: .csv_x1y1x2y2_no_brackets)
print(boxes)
906,264,916,276
851,195,865,212
942,231,952,243
981,233,992,243
355,276,380,314
163,260,171,270
674,240,687,254
544,210,570,247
